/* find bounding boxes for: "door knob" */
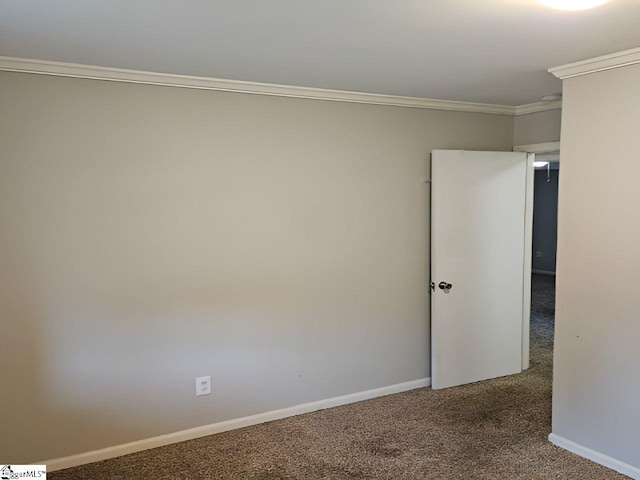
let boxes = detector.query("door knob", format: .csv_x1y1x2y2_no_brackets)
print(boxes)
438,281,453,293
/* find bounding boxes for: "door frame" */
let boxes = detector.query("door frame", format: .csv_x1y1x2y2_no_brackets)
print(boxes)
515,141,560,370
522,153,534,370
513,141,560,156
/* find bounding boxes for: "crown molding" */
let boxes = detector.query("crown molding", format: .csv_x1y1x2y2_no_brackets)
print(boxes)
549,46,640,80
0,56,521,115
514,100,562,115
0,56,561,115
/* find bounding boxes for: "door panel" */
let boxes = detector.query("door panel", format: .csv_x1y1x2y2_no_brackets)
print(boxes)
431,150,528,390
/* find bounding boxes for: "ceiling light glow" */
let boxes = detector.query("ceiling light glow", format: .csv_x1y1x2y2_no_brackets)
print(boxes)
538,0,611,10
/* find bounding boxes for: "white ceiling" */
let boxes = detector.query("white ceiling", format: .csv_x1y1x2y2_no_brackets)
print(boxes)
1,0,640,106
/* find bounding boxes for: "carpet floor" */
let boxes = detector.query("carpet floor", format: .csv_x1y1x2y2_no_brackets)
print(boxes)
50,275,628,479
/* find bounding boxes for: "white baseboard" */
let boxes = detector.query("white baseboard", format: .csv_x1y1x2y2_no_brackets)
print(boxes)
42,377,430,472
549,433,640,479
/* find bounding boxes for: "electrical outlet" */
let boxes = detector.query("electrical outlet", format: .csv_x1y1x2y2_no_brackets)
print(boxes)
195,376,211,396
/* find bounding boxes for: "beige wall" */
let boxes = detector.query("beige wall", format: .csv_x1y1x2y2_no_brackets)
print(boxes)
0,71,513,462
513,108,561,146
552,63,640,469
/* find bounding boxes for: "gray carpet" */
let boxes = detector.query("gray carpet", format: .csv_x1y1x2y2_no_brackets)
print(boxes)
50,275,627,479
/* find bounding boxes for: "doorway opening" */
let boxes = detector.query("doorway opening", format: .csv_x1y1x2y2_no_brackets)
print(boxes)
530,155,559,369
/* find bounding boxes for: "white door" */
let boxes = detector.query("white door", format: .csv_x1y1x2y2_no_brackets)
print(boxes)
431,150,533,390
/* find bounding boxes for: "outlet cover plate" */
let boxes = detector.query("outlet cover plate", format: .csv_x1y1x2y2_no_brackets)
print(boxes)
196,376,211,396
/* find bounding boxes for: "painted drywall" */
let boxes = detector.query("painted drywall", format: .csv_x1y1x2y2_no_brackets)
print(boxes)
532,169,559,273
513,109,561,146
552,63,640,470
0,71,514,463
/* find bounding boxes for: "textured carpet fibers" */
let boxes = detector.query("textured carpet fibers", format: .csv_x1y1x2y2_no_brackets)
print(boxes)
50,275,628,479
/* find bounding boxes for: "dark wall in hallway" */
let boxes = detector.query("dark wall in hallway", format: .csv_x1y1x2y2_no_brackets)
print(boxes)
532,168,559,273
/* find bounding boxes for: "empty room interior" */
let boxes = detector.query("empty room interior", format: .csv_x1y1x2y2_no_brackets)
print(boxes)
1,1,639,478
